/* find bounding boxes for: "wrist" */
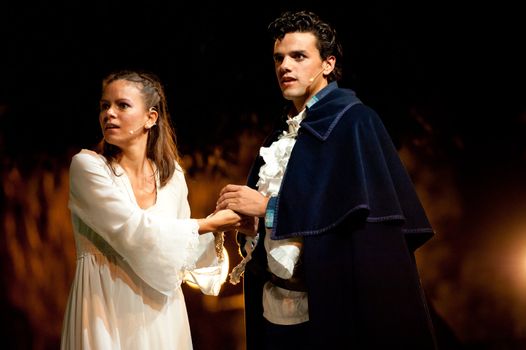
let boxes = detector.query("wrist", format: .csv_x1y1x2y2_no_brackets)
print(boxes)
265,196,277,229
197,218,213,234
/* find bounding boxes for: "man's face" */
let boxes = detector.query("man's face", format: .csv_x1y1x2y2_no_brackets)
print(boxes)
273,32,329,111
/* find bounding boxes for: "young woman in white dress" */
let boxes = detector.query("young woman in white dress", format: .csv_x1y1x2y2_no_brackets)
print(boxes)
60,70,254,350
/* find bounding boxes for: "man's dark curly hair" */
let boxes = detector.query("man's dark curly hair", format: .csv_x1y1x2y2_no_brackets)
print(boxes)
268,10,343,82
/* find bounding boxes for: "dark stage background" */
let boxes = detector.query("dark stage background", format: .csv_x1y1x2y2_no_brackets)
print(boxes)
1,1,525,349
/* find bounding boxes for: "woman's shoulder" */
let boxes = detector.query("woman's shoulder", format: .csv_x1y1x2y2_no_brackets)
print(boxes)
161,160,187,189
70,149,107,173
174,160,185,173
166,160,185,182
73,148,101,160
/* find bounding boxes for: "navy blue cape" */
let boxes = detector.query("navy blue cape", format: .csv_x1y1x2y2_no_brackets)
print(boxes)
248,87,434,249
242,87,437,349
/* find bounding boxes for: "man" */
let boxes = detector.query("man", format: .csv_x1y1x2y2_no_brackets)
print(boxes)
217,10,438,350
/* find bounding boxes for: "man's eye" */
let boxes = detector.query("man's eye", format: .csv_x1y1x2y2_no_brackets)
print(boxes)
294,54,305,61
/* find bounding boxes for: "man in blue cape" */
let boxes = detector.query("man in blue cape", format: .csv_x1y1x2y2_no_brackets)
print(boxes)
217,10,438,350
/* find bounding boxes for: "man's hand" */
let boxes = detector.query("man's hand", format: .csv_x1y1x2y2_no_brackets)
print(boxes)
238,216,259,237
216,184,269,217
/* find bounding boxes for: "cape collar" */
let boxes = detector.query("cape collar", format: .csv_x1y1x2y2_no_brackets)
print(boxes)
301,85,362,141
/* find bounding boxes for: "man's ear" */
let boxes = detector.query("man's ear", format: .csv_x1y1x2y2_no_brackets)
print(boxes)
323,56,336,74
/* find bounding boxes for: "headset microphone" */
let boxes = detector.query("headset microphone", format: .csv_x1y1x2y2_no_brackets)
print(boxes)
308,67,326,83
129,121,157,134
129,122,147,135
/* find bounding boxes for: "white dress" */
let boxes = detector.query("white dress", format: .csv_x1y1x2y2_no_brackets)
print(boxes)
60,150,228,350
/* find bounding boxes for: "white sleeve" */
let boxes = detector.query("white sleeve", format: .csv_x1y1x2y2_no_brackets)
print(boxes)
264,228,302,279
184,240,230,296
68,151,201,296
182,232,229,295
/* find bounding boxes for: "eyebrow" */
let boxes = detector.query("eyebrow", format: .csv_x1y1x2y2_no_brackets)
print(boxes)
99,98,133,104
274,49,308,57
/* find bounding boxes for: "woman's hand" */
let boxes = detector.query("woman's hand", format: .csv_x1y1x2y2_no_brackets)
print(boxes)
197,209,241,233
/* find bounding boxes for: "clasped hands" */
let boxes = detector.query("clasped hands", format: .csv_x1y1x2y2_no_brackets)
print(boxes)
210,184,269,237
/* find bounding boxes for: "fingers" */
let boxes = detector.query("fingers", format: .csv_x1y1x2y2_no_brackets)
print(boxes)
216,198,234,211
216,185,266,216
217,184,240,210
217,195,245,212
236,215,258,237
211,209,258,237
219,184,242,196
217,208,241,221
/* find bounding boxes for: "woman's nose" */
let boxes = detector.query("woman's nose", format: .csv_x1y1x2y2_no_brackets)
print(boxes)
105,106,117,118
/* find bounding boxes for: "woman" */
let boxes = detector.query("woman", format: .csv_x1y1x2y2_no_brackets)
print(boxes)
61,70,250,349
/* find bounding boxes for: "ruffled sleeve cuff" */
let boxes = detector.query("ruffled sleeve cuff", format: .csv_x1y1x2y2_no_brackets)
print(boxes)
183,229,229,296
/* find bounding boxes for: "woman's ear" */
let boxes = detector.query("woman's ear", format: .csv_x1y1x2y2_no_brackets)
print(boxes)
147,107,159,128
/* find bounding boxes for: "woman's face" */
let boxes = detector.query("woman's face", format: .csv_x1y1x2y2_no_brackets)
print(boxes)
99,79,150,148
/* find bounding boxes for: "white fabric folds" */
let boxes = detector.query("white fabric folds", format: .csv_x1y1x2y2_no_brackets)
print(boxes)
61,150,228,350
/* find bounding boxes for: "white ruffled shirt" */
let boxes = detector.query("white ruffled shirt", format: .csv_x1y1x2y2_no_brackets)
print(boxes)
257,110,309,325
